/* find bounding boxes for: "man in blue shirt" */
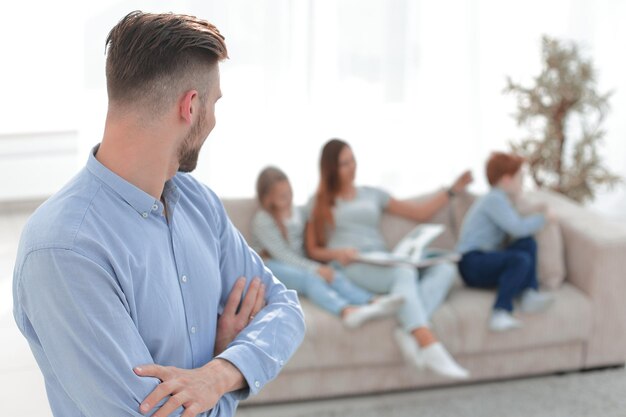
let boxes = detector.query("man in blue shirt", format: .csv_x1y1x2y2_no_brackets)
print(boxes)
12,11,305,417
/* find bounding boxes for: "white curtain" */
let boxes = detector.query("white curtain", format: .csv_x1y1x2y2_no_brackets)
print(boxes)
2,0,625,217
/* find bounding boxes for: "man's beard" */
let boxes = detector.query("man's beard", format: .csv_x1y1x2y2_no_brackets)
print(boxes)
177,110,207,173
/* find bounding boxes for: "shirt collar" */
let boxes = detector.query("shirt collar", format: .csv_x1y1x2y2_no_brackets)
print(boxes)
86,144,165,218
492,187,507,196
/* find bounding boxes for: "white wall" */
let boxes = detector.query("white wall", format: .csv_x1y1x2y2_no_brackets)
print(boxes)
1,0,625,219
0,1,82,201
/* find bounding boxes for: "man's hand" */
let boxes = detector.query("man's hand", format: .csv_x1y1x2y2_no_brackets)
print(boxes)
134,277,265,416
134,358,244,417
316,265,335,283
215,276,266,356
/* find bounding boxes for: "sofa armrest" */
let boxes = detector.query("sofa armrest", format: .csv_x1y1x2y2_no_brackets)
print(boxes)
525,190,626,367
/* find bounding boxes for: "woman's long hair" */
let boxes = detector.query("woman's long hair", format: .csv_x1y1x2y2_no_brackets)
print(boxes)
256,166,289,240
310,139,350,247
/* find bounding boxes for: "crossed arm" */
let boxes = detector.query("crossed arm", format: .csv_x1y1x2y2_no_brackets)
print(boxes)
134,277,268,417
17,212,304,417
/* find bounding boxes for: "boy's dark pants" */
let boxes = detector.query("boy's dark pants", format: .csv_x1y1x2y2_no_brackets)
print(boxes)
458,237,538,312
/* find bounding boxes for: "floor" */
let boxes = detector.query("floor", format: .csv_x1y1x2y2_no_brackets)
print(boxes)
1,204,625,417
238,367,626,417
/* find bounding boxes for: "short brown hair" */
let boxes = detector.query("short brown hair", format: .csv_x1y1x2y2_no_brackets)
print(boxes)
486,152,525,186
105,11,228,113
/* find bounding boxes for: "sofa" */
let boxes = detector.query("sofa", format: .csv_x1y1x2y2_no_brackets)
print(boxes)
221,189,626,404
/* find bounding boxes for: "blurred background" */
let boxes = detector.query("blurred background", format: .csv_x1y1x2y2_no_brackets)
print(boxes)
1,0,625,209
1,1,625,416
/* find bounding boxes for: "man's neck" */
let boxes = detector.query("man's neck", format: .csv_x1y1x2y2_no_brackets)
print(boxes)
97,115,179,201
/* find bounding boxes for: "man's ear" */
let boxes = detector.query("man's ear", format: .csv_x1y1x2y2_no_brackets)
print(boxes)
179,90,198,124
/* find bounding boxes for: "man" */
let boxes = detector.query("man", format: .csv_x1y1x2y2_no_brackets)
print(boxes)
12,11,305,417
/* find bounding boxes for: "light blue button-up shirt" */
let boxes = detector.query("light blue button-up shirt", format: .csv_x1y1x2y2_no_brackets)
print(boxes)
12,146,305,417
456,188,546,254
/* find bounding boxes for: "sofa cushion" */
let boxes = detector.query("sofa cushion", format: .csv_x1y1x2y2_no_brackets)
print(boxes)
221,198,258,244
444,282,591,355
514,193,567,290
532,217,565,289
281,282,591,372
283,299,399,372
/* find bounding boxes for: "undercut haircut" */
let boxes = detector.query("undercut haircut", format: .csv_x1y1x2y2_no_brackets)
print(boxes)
105,11,228,115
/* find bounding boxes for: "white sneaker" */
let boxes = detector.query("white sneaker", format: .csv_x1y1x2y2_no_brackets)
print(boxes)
393,328,423,370
343,298,401,329
519,289,554,314
421,342,470,380
489,309,523,332
373,294,405,312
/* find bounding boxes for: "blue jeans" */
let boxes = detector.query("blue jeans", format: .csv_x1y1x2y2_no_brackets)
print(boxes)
339,261,457,332
458,237,539,312
265,260,373,316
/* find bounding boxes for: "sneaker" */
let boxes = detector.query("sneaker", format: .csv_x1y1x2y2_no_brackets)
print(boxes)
519,289,554,314
343,299,400,329
373,294,405,312
421,342,470,380
489,309,523,332
393,328,423,370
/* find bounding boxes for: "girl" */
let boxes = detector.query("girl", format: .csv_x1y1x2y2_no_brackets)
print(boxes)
306,139,471,379
252,166,403,328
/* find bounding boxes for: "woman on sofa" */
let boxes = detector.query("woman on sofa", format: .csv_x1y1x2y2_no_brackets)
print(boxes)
305,138,472,379
252,166,404,329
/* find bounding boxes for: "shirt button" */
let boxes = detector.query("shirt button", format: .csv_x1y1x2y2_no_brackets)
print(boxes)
152,204,159,211
190,326,196,334
181,275,188,283
141,212,148,218
254,381,260,388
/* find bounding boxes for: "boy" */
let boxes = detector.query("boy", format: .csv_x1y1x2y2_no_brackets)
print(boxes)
456,152,554,332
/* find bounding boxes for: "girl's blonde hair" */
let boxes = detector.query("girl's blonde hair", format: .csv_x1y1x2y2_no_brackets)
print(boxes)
255,166,289,239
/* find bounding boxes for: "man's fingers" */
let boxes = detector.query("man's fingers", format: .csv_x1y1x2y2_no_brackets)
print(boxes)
238,277,261,319
251,283,266,318
139,380,177,415
134,364,166,381
181,402,203,417
135,365,175,414
223,277,246,316
152,392,187,417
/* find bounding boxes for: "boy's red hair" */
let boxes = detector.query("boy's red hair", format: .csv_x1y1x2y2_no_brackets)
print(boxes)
486,152,525,186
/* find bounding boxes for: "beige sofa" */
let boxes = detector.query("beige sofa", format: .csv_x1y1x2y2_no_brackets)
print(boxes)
222,190,626,404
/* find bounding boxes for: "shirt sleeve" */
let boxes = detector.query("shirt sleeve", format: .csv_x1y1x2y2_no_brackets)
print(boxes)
211,192,306,399
14,247,230,417
485,192,546,238
251,209,321,272
363,186,391,210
